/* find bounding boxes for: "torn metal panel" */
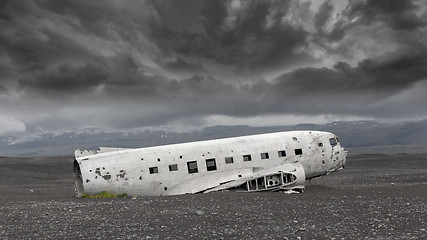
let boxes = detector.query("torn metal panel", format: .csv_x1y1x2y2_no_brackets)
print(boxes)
203,163,305,193
74,147,131,158
73,131,347,197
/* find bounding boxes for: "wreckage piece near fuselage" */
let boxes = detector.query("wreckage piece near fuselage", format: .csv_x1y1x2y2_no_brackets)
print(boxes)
73,131,347,197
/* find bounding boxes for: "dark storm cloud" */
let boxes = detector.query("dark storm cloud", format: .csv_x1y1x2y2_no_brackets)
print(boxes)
0,0,156,96
0,0,427,135
345,0,425,31
148,0,311,72
324,0,426,42
280,46,427,92
16,52,168,99
0,84,7,93
39,0,153,41
1,21,89,72
314,1,334,34
266,45,427,116
1,0,312,96
17,61,108,93
0,1,95,64
163,57,205,73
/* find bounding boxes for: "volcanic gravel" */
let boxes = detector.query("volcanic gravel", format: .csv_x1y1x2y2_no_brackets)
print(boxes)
0,153,426,239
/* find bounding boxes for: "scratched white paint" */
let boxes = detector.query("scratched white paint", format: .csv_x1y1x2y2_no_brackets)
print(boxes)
73,131,347,197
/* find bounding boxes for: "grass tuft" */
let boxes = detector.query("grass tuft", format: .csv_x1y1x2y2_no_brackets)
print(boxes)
81,191,128,199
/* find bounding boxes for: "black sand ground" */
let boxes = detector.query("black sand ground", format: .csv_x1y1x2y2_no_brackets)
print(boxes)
0,154,426,239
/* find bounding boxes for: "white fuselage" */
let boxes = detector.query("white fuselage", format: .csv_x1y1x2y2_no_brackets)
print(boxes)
74,131,347,197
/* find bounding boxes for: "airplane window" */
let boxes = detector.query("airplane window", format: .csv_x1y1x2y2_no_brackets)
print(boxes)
261,152,269,159
169,164,178,171
225,157,234,164
243,155,252,161
318,142,323,147
278,150,286,157
187,161,198,174
329,138,338,147
294,149,303,155
206,158,217,171
149,167,158,174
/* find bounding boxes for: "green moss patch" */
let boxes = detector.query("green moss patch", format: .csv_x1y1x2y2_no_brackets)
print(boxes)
81,191,127,199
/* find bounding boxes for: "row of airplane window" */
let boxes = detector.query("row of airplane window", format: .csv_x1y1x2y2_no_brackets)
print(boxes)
148,148,303,175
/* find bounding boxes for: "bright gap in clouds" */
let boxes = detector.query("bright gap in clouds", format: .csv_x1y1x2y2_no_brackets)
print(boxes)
206,114,364,127
155,114,371,133
0,116,26,135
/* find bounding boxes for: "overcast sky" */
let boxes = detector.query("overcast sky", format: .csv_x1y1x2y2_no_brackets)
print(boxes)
1,0,427,135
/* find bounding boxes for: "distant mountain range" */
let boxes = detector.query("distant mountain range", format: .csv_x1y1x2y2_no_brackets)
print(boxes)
2,119,427,157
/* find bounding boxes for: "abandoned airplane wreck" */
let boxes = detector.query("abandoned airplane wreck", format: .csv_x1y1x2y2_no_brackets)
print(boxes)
73,131,347,197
